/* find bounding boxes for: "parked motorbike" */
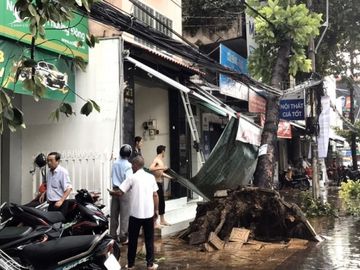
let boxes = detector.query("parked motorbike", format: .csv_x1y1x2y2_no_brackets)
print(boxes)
1,189,108,236
0,229,120,270
279,171,310,191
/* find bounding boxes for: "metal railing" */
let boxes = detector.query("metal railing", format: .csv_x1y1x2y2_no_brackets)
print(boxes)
32,151,114,214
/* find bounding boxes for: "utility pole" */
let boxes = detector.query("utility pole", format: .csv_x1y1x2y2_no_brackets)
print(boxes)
349,81,358,170
308,0,320,199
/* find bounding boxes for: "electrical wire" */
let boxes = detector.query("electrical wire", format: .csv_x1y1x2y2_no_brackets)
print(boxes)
169,0,182,9
79,1,283,96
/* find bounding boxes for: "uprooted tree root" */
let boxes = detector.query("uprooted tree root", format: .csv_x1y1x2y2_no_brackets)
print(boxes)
180,187,318,246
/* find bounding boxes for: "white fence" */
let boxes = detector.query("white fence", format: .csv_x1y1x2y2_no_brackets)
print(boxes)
32,151,115,213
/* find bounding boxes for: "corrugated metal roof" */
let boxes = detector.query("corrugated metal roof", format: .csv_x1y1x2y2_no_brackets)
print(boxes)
124,37,202,73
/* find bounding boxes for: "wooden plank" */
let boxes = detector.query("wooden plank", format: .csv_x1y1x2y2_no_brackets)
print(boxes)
287,238,309,249
189,231,207,245
214,190,228,198
229,228,250,243
208,232,225,250
224,241,243,250
204,243,216,252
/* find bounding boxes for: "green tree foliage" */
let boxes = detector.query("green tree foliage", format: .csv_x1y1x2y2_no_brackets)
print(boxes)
182,0,244,35
334,121,360,145
339,180,360,215
247,0,322,84
312,0,360,76
248,0,322,188
299,191,336,217
312,1,360,169
0,0,100,133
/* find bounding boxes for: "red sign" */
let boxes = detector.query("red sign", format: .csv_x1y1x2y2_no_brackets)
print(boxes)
259,115,292,139
277,120,292,139
248,89,266,113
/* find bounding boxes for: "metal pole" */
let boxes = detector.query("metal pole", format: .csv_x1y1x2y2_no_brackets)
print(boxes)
308,0,320,199
119,37,125,146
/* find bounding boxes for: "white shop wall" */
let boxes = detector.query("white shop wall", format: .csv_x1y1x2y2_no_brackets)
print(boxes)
20,38,121,204
134,82,170,168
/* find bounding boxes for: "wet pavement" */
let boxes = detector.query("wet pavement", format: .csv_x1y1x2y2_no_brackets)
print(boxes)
278,187,360,270
119,187,360,270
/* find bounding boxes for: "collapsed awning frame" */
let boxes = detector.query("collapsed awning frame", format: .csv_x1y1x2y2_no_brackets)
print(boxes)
125,55,262,131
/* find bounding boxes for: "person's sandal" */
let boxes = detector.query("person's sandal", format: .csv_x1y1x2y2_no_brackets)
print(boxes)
147,263,158,270
125,265,135,269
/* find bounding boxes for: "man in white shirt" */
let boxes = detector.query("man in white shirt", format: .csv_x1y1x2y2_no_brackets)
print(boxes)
108,155,159,270
41,152,72,217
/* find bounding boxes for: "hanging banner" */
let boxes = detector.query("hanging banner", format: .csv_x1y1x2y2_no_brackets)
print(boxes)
0,0,88,61
0,38,75,102
236,117,261,146
219,44,249,101
318,96,331,158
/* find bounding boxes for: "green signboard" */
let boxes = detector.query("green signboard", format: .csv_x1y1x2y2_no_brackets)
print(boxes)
0,38,76,102
0,0,88,61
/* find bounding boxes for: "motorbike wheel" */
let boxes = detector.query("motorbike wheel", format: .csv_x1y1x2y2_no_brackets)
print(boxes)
80,262,106,270
299,181,310,191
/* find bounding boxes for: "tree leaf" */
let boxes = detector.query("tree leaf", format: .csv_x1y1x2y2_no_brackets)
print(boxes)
0,118,3,135
59,103,73,117
81,0,90,12
11,107,24,126
38,24,46,39
80,101,93,116
28,4,37,16
3,107,14,121
0,91,11,106
15,0,29,12
8,124,16,133
23,78,35,92
74,56,87,72
90,99,100,112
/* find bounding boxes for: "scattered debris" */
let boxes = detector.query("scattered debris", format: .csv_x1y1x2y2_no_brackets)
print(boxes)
181,187,319,252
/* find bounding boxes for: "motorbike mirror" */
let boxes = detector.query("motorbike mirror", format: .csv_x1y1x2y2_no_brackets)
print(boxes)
34,153,47,168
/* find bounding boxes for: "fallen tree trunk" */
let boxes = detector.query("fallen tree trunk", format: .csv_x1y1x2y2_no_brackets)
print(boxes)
181,187,319,246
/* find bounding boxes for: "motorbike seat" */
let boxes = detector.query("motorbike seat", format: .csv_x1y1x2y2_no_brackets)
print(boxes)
21,206,66,223
0,226,33,245
21,235,98,267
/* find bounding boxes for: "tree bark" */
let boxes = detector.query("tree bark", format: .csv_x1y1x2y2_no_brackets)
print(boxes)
181,187,318,245
253,39,292,188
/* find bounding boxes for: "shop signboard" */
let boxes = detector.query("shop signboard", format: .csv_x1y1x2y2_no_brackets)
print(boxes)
248,89,266,113
0,0,88,61
0,38,75,102
219,44,249,101
280,91,305,121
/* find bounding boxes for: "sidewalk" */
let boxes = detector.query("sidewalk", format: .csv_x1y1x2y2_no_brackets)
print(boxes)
119,236,309,269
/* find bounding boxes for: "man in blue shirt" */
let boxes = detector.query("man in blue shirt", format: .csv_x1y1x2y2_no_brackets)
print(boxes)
40,152,72,218
110,144,133,243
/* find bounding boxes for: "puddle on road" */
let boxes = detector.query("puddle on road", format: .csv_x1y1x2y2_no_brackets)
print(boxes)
278,187,360,270
119,237,309,270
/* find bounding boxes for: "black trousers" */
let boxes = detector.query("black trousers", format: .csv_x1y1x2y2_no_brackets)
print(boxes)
157,182,165,215
48,200,70,219
127,216,154,268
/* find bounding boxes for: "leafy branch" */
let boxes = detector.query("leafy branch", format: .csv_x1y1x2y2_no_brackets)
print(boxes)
0,0,104,133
